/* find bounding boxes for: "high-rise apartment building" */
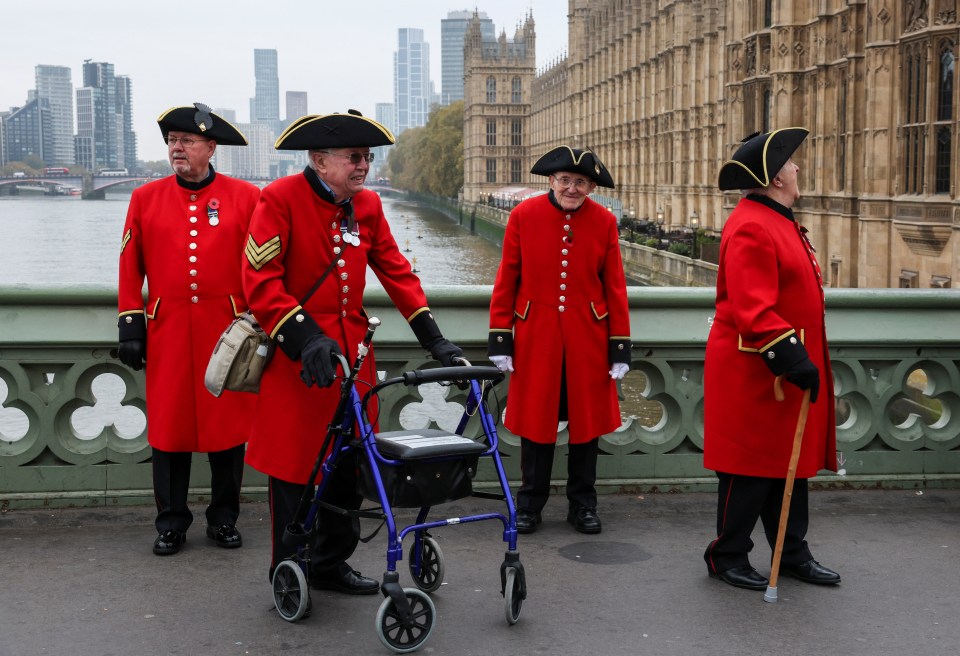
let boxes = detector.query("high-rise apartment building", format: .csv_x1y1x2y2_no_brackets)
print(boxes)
393,28,432,135
34,65,75,166
115,75,137,171
74,87,94,171
440,10,494,105
76,60,127,170
3,99,52,164
251,49,280,131
285,91,308,122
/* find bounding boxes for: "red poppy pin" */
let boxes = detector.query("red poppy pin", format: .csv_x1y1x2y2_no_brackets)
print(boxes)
208,198,220,210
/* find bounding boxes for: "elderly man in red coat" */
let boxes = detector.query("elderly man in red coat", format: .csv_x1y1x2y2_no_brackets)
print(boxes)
703,128,841,591
242,111,462,595
488,146,631,535
118,104,260,556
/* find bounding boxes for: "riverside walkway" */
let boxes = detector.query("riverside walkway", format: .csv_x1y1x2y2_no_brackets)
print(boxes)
1,488,958,656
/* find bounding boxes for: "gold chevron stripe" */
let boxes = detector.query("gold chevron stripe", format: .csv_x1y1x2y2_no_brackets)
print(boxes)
120,229,132,255
246,234,282,270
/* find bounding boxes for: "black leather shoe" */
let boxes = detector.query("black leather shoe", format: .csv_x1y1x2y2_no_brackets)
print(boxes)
206,524,243,549
153,529,186,556
567,505,602,534
709,565,769,591
780,559,841,585
515,510,542,534
311,564,380,595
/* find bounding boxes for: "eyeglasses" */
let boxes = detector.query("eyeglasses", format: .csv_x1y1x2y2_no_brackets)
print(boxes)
165,135,209,147
552,175,591,190
320,151,375,164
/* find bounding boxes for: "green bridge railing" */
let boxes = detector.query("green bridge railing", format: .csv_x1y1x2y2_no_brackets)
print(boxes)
1,286,959,508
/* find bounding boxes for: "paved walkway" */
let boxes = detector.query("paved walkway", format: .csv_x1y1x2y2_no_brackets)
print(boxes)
1,488,959,656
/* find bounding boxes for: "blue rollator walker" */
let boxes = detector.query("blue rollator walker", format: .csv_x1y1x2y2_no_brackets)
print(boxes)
270,317,527,653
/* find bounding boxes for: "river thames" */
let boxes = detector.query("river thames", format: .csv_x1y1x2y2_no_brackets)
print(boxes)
0,191,505,288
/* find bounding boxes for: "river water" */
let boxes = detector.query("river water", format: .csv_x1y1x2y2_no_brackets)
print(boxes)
0,192,504,288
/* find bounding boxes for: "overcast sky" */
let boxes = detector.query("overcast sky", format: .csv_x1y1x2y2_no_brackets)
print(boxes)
2,0,569,162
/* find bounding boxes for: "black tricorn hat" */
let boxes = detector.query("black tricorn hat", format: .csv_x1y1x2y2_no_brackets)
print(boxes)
530,145,615,189
717,127,808,191
274,109,395,150
157,103,248,146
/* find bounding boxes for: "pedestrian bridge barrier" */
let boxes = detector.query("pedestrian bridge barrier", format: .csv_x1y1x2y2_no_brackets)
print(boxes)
1,286,958,508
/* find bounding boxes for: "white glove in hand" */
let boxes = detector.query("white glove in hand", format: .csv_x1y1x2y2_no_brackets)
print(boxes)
490,355,514,372
609,362,629,380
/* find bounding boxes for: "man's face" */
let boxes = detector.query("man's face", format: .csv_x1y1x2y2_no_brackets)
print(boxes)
775,157,801,205
314,148,373,201
549,171,597,211
166,131,215,181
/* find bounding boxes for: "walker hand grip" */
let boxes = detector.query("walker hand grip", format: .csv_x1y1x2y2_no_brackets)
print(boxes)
402,366,505,386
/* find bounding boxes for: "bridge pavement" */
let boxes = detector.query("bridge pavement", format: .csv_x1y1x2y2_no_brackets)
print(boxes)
1,489,958,656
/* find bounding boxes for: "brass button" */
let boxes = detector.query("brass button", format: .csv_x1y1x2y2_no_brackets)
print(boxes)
341,310,347,317
560,284,566,290
496,335,504,342
333,235,341,243
124,316,133,324
189,269,197,276
189,256,197,263
342,298,348,305
559,306,565,312
560,272,567,279
561,260,568,267
338,259,345,267
191,296,199,303
342,286,349,293
190,194,197,201
559,296,566,302
189,243,197,250
277,334,285,343
340,273,348,280
562,249,568,255
189,205,197,211
334,247,341,255
330,222,337,229
295,314,304,323
189,217,198,223
190,283,198,290
190,230,198,237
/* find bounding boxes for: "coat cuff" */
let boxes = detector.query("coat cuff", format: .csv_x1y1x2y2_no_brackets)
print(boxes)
273,306,322,360
408,308,443,349
488,330,513,356
118,312,146,341
759,330,808,376
609,338,631,365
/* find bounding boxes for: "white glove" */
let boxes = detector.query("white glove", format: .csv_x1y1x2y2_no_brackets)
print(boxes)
490,355,514,372
609,362,629,380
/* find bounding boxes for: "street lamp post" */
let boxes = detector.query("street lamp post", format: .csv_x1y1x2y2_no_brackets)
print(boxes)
656,208,665,248
690,210,700,259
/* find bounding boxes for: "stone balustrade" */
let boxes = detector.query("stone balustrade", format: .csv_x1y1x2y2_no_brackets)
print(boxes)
1,285,959,508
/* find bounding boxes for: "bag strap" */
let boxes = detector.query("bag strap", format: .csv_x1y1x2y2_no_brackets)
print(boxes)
299,256,339,306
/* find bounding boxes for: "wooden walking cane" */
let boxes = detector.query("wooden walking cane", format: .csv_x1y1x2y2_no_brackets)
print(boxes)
764,376,812,604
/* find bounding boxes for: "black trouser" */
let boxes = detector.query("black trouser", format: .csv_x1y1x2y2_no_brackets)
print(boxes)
152,444,245,533
516,437,600,513
703,472,813,574
267,449,362,582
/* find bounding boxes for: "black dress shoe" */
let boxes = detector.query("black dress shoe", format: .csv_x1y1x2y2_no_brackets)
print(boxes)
780,559,841,585
311,564,380,595
206,524,243,549
153,529,186,556
515,510,542,534
567,506,602,534
709,565,769,591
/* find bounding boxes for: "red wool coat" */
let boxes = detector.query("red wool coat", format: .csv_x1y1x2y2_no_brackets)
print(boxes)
117,174,260,452
703,196,837,478
488,194,631,444
242,172,431,484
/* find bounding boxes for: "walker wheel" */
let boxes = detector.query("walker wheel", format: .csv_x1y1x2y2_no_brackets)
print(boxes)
272,559,310,622
408,535,445,593
503,567,523,625
375,587,436,653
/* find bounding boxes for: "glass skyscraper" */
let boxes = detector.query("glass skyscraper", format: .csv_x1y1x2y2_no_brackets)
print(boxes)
252,49,280,130
393,28,431,135
440,10,494,105
34,65,75,166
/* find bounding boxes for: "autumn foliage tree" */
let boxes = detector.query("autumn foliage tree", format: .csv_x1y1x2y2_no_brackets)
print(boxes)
387,101,463,198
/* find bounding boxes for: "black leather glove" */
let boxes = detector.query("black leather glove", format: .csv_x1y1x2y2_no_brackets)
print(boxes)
784,357,820,403
118,339,146,371
429,338,464,367
409,310,463,367
761,334,819,403
300,332,343,388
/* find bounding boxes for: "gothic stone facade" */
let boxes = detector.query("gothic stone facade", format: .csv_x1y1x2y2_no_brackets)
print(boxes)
462,0,959,288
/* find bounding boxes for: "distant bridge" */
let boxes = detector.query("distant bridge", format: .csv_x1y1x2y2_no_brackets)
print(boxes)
0,174,401,199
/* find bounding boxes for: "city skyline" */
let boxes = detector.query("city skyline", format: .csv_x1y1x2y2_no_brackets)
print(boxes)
0,1,568,162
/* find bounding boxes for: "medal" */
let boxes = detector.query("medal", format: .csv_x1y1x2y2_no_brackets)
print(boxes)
207,198,220,226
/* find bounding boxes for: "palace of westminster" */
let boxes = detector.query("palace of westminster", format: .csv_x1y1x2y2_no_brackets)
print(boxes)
461,0,959,289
